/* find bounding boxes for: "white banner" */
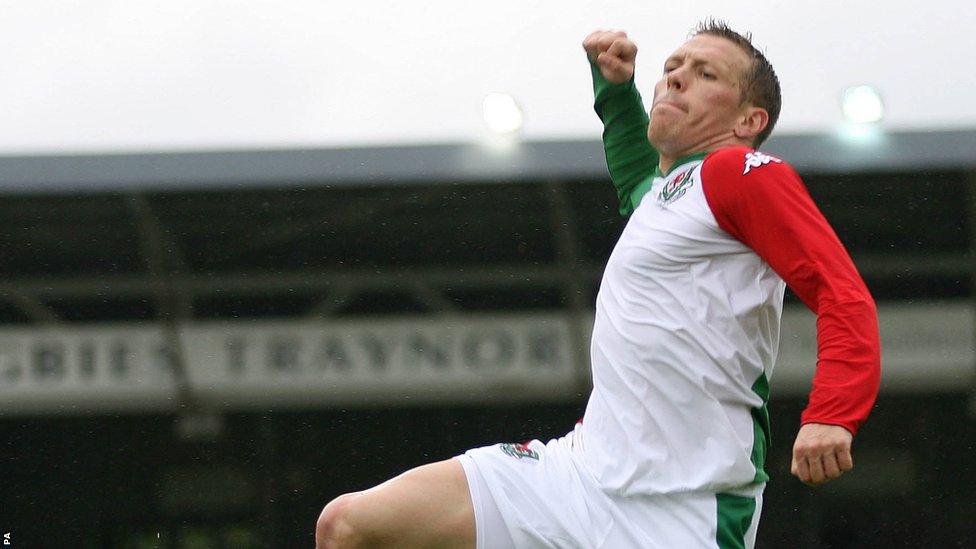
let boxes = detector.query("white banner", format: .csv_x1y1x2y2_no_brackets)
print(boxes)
184,314,578,407
0,314,579,413
774,303,976,392
0,326,176,412
0,305,971,413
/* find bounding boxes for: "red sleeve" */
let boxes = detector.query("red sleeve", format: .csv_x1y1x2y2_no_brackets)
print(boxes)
701,146,881,436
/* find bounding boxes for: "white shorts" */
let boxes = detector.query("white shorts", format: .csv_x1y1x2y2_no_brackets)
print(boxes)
456,424,763,549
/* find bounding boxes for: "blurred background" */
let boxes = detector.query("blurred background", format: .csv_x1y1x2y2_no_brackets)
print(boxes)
1,1,974,547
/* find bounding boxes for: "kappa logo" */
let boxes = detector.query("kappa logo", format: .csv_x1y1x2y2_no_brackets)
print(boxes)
658,169,695,205
742,152,782,175
500,442,539,460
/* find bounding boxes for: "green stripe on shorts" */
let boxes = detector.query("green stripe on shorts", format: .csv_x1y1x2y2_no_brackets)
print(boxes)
716,493,756,549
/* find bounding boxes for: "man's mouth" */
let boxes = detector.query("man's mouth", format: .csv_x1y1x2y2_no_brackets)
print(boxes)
653,100,686,113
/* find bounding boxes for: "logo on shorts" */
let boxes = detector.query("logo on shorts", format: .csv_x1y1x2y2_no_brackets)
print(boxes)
742,151,782,175
500,442,539,460
658,169,694,205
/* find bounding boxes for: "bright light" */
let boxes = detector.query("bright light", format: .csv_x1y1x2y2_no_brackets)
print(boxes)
836,123,885,146
482,92,523,134
841,85,884,124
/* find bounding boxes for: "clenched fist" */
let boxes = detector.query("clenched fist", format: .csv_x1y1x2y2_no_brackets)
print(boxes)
582,30,638,84
790,423,855,486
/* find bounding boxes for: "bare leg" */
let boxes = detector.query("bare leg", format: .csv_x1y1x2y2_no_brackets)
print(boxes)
315,457,476,549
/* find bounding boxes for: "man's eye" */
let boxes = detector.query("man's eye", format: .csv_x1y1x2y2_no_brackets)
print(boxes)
702,71,716,79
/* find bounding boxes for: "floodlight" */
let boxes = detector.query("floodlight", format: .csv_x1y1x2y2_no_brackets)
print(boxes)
482,92,523,134
841,85,884,124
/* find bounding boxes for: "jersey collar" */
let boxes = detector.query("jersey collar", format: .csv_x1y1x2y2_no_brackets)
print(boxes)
654,151,709,178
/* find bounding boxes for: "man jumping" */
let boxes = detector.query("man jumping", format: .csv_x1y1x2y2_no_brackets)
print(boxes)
315,19,880,548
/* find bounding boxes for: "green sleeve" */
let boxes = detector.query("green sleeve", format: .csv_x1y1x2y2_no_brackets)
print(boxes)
590,62,659,216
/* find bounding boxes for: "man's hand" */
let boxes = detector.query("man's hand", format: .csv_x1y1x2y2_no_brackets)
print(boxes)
582,30,637,84
790,423,854,486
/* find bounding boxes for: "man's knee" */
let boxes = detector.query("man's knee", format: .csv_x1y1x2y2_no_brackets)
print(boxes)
315,492,366,549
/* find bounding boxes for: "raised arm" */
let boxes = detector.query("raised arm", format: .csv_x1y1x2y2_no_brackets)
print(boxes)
583,30,659,216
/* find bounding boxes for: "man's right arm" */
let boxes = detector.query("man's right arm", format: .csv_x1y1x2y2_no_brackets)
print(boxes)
700,147,881,487
583,31,659,216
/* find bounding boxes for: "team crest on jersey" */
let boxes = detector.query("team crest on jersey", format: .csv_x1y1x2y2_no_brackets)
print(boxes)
742,151,782,175
500,442,539,460
658,169,694,205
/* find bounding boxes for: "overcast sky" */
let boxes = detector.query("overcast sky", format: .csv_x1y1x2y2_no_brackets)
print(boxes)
2,0,974,155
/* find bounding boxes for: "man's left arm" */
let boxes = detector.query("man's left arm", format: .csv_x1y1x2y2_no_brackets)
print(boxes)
701,147,882,486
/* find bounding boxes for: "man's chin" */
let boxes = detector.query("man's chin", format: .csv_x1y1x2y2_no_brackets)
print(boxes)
647,124,673,149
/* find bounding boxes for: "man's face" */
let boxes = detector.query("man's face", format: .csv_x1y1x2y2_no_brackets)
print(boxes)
647,34,752,155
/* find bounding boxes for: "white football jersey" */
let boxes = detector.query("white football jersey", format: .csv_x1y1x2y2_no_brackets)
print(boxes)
576,152,784,495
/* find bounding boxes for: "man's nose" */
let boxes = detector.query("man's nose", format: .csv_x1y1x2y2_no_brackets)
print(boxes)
666,67,686,91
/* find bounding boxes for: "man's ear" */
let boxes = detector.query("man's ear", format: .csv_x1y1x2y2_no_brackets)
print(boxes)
733,106,769,143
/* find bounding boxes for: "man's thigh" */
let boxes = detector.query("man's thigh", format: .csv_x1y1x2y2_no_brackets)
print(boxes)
335,457,475,549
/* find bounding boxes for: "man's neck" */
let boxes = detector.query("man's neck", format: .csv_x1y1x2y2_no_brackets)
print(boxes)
656,135,751,175
656,151,708,176
658,153,696,176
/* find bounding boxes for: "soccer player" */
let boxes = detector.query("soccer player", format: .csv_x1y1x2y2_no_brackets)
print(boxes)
315,20,881,548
